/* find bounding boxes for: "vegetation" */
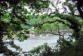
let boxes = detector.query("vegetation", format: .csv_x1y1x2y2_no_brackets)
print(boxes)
0,0,83,56
28,43,56,56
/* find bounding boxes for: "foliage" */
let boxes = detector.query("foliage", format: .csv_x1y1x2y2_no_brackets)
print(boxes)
0,0,83,56
27,0,83,56
55,38,83,56
28,43,55,56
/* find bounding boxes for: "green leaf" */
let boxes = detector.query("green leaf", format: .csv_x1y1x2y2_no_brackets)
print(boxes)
2,18,10,23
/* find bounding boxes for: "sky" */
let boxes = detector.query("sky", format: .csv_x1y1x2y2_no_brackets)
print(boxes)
24,0,66,14
49,0,66,13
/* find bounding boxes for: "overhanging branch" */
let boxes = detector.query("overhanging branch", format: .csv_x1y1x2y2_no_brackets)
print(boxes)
34,19,71,28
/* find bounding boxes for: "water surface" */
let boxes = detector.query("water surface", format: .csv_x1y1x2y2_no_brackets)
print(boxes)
8,33,69,52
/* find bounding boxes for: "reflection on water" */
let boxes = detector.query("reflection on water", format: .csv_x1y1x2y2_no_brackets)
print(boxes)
7,33,69,52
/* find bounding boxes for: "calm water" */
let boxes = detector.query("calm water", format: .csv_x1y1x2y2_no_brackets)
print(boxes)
7,33,69,52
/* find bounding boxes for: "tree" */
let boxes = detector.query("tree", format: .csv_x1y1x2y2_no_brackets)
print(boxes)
0,0,50,55
0,0,83,56
28,0,83,56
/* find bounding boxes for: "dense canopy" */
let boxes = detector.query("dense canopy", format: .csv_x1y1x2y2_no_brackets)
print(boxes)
0,0,83,56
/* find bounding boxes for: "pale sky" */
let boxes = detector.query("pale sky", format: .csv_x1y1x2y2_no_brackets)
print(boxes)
24,0,72,15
